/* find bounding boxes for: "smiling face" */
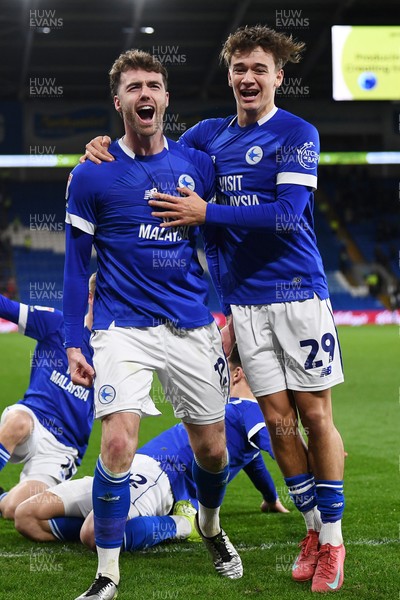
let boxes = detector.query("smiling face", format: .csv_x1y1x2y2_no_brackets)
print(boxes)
114,68,169,138
228,47,283,126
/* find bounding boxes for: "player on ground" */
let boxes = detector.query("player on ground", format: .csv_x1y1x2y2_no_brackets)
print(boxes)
15,345,288,552
63,50,241,600
0,275,95,521
82,25,346,594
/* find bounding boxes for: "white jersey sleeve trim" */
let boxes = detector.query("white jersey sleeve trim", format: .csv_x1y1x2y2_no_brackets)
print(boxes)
18,303,29,334
66,211,95,235
247,422,266,446
277,172,317,190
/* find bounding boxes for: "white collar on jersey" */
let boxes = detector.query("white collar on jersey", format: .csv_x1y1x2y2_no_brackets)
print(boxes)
229,397,258,404
229,105,278,128
118,135,169,159
257,105,279,125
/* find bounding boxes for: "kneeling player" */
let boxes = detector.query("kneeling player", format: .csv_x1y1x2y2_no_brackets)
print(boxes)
15,348,288,550
0,276,95,520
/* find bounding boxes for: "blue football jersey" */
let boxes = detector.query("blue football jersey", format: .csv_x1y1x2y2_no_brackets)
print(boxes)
64,138,215,347
225,397,274,479
180,108,329,306
138,420,197,506
138,397,273,505
0,295,94,463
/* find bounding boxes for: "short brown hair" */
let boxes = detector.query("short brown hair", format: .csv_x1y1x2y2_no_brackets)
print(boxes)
220,24,305,70
109,49,168,97
228,343,242,370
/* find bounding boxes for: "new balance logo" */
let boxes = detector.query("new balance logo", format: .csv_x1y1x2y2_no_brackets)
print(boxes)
144,187,158,199
320,366,332,377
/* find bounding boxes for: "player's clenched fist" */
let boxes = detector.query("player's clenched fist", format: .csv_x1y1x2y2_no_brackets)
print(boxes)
67,347,95,387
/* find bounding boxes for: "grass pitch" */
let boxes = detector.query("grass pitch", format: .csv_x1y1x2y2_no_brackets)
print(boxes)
0,326,398,599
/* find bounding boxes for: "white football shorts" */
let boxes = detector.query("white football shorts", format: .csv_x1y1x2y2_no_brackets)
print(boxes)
91,321,228,424
50,454,173,520
231,294,344,397
0,404,78,486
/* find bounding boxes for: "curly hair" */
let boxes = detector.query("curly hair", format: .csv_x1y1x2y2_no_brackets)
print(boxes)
109,49,168,97
220,24,305,70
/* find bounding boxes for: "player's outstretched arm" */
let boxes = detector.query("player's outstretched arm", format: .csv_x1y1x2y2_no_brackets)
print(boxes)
79,135,114,164
150,184,312,231
0,293,21,324
243,451,289,514
149,188,207,227
67,347,94,387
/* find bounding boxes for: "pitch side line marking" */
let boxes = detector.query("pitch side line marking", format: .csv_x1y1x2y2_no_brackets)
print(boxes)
1,538,398,558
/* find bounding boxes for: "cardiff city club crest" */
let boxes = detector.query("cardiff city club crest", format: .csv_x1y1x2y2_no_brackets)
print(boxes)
178,174,195,191
245,146,263,165
98,385,116,405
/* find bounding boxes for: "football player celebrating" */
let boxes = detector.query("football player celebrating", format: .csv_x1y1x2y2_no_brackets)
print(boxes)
63,50,241,600
84,26,346,594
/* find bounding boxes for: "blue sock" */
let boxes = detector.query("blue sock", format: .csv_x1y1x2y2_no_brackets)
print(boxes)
284,473,317,513
315,480,345,522
123,516,177,551
0,443,11,472
49,517,84,541
92,457,131,549
192,457,229,508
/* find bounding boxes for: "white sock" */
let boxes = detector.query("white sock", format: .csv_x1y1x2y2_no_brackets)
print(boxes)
302,508,316,531
319,520,343,546
313,507,322,533
96,546,121,585
198,502,220,538
171,515,192,539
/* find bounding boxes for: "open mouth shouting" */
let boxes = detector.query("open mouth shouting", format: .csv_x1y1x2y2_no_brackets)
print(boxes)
240,89,259,102
136,105,156,124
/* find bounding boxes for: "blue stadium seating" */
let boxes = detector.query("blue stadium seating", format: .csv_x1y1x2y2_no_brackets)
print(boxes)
13,246,96,311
